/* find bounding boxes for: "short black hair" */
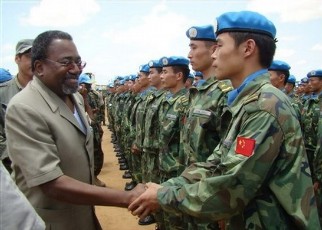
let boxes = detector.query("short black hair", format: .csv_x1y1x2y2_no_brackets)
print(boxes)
228,32,276,68
31,30,73,71
172,66,190,83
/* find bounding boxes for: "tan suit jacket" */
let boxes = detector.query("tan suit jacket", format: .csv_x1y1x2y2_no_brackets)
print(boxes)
6,77,100,230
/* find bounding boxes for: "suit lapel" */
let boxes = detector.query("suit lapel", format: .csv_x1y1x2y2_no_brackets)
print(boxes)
32,77,87,135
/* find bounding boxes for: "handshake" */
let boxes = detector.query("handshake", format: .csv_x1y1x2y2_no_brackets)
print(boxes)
127,182,163,220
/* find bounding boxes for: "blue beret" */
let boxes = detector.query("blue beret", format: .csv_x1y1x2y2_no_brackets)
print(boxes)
307,69,322,78
0,68,12,83
116,76,124,80
139,64,150,73
186,25,216,41
128,74,136,81
107,83,114,88
123,75,130,81
268,60,291,71
188,73,194,79
301,77,309,83
78,73,92,84
160,56,189,67
215,11,276,39
119,80,125,85
194,71,203,78
148,59,162,68
287,75,296,84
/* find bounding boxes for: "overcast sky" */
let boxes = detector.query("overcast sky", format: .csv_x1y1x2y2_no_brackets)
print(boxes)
1,0,322,84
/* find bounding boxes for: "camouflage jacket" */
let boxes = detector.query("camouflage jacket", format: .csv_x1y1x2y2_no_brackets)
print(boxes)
0,76,24,159
87,90,102,124
158,73,319,229
159,88,189,178
142,89,166,152
301,93,321,152
181,77,232,166
315,98,322,184
133,87,156,149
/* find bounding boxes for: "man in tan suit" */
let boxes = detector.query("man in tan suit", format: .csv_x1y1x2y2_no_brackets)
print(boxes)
5,30,144,230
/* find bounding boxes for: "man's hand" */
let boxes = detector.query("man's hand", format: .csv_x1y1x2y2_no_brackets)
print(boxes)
128,182,162,220
131,144,140,155
128,183,146,204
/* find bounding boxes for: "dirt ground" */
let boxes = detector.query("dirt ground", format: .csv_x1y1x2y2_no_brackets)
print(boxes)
95,125,155,230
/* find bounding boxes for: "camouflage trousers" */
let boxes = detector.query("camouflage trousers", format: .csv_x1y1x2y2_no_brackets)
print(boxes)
92,123,104,176
141,149,160,183
131,151,142,183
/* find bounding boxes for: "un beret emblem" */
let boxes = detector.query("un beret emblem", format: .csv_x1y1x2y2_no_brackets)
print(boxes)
188,28,197,38
148,61,154,67
162,58,168,66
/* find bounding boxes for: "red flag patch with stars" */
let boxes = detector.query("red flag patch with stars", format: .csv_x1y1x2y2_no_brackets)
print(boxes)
235,137,255,157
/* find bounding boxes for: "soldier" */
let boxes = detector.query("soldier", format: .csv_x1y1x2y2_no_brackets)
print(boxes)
183,24,232,167
285,74,297,98
300,77,312,104
121,75,138,180
129,11,320,229
301,69,322,224
142,59,166,230
0,39,33,173
78,73,106,187
142,59,165,184
157,56,190,229
268,60,302,119
181,24,232,230
192,71,204,87
131,64,157,226
185,73,194,89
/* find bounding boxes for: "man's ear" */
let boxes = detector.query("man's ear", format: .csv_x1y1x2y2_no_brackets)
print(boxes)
244,39,256,57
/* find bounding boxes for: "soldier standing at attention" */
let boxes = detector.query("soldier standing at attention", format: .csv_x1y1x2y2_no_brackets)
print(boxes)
157,56,190,230
301,69,322,224
131,64,157,226
268,60,302,119
78,73,106,187
300,77,312,104
181,24,232,230
129,11,320,229
0,39,33,173
183,25,232,166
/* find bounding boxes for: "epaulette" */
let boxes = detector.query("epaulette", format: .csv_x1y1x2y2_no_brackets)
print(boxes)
217,80,233,93
243,92,261,114
244,93,260,104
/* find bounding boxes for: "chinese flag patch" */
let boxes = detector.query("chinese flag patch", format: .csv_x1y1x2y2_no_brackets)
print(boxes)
235,137,255,157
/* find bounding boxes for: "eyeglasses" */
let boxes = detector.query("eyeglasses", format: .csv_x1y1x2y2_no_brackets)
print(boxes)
45,58,86,70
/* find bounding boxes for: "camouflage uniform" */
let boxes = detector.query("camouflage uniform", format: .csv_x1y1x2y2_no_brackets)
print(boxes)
302,92,322,223
142,89,166,183
180,77,232,229
182,77,232,165
122,92,137,174
157,73,320,229
158,88,189,230
131,88,155,183
315,102,322,224
87,90,104,176
0,76,23,172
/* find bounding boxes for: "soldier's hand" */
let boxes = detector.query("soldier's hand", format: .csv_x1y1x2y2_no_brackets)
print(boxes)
313,182,320,192
131,144,140,155
128,182,162,220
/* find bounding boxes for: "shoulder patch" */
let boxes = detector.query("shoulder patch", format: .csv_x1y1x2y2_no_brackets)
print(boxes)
218,80,233,93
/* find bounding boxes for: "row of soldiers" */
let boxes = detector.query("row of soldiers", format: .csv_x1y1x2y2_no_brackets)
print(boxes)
102,23,321,229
